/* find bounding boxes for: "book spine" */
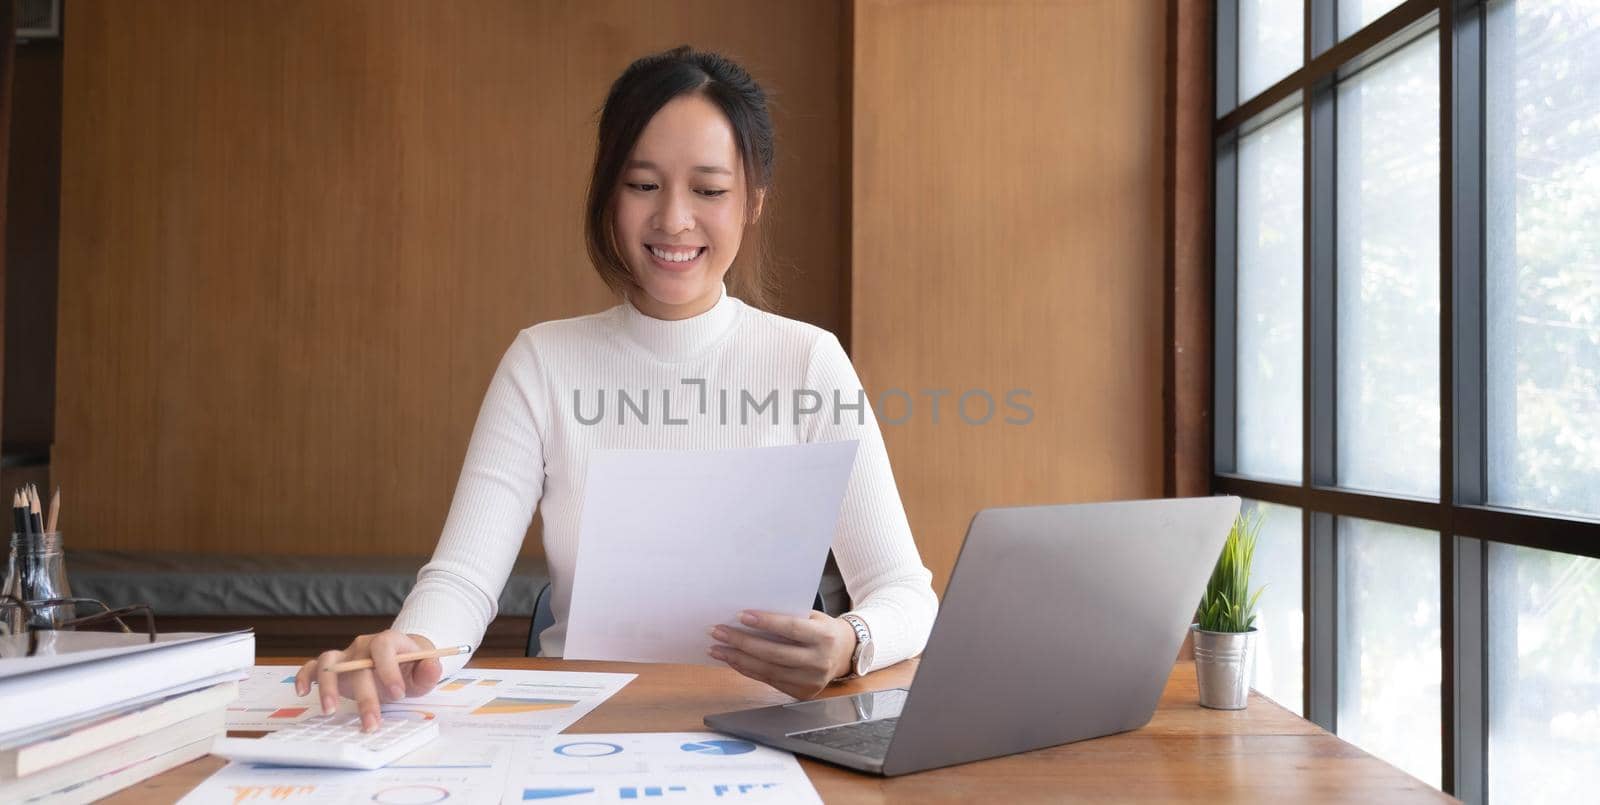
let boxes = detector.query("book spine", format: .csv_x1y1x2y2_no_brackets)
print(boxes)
10,681,239,778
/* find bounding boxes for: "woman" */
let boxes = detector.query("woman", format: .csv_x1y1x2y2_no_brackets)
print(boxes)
297,46,937,732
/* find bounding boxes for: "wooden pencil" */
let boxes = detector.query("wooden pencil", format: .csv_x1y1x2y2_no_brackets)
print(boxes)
322,645,473,674
27,485,43,535
45,486,60,534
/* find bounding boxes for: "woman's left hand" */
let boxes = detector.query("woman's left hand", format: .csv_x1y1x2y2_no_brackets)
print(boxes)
708,610,856,699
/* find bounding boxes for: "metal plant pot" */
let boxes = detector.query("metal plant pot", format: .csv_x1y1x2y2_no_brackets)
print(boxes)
1191,625,1257,710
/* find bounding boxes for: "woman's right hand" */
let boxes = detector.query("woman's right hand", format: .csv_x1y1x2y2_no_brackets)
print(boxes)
293,630,445,732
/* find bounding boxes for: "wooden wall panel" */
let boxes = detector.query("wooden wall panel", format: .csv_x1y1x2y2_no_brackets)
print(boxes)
1166,0,1214,499
55,0,846,555
852,0,1169,590
3,38,64,456
0,0,13,453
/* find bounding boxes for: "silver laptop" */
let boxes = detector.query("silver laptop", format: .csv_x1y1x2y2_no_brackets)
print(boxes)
704,496,1241,776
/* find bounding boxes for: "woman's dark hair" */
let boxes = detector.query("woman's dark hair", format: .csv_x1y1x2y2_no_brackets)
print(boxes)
584,46,777,310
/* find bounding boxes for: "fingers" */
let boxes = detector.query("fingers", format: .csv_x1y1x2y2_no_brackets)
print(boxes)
709,625,812,668
302,633,420,731
314,650,346,716
294,659,319,697
709,612,859,700
709,644,781,685
347,668,385,733
396,633,443,697
405,657,444,698
711,645,820,700
368,637,407,701
736,610,822,644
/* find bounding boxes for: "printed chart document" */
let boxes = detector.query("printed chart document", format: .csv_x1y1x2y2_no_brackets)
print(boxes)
503,732,822,804
179,738,518,805
565,440,860,665
227,666,635,740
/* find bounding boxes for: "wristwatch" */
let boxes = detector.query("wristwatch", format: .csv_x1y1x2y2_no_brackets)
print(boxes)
837,613,874,680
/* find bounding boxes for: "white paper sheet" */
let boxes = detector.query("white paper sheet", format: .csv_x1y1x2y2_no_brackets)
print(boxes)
564,440,860,665
502,732,822,804
228,666,635,740
179,738,521,805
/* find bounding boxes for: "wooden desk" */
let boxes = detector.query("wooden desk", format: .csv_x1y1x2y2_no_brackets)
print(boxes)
119,658,1454,803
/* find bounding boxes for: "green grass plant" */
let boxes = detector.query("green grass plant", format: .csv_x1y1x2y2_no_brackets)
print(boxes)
1197,509,1265,633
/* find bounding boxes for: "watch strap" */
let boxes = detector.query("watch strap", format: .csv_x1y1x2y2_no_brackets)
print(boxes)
837,613,872,680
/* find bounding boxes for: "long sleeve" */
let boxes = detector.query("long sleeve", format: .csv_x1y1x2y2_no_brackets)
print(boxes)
392,330,548,677
802,332,939,671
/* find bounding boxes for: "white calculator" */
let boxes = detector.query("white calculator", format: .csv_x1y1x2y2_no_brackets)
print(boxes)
211,713,440,770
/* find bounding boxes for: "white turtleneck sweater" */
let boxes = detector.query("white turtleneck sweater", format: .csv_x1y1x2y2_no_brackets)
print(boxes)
392,283,938,678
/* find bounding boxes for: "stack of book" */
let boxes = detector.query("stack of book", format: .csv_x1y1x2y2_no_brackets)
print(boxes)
0,629,255,803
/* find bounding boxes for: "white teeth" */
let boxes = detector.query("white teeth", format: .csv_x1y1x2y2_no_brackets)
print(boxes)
649,246,701,263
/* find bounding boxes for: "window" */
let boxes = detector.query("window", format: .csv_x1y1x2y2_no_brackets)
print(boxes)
1340,0,1408,39
1486,543,1600,804
1244,499,1304,715
1334,35,1441,499
1236,114,1304,483
1214,1,1600,802
1239,0,1303,102
1485,0,1600,519
1337,518,1442,788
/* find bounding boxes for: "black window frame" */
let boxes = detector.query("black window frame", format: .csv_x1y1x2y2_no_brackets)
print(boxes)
1211,0,1600,802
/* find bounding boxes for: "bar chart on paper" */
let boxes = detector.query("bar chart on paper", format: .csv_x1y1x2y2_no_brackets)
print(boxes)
178,739,518,804
503,732,822,804
473,697,577,715
227,667,634,739
679,739,756,756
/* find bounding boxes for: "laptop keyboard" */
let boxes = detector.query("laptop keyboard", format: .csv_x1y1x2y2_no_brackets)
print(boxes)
790,717,900,759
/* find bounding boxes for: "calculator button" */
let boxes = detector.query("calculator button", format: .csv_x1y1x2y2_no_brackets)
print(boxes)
212,718,440,770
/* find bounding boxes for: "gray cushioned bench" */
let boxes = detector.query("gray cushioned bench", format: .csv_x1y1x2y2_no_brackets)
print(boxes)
65,550,547,618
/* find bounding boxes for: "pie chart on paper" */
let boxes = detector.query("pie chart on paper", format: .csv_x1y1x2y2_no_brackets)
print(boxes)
679,739,757,756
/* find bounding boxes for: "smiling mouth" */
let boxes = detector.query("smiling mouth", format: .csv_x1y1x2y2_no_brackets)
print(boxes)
646,244,706,265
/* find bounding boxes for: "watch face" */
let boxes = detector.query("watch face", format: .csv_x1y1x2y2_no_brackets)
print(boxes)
855,641,876,676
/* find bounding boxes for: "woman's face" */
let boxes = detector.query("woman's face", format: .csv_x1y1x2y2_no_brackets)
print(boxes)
613,93,761,320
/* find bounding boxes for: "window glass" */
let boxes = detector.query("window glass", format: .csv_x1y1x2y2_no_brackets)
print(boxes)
1337,516,1442,789
1237,111,1304,482
1485,0,1600,518
1487,542,1600,804
1243,499,1304,715
1339,0,1406,40
1240,0,1304,102
1335,36,1441,499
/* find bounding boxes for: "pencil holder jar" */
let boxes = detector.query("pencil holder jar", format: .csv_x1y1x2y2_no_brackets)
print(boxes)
7,531,74,630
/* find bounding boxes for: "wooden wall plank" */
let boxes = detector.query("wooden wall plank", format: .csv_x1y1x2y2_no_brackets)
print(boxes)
1166,0,1215,499
852,0,1169,590
55,0,846,555
0,0,14,455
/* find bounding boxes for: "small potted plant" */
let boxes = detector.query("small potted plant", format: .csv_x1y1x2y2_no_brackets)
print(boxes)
1192,510,1264,710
